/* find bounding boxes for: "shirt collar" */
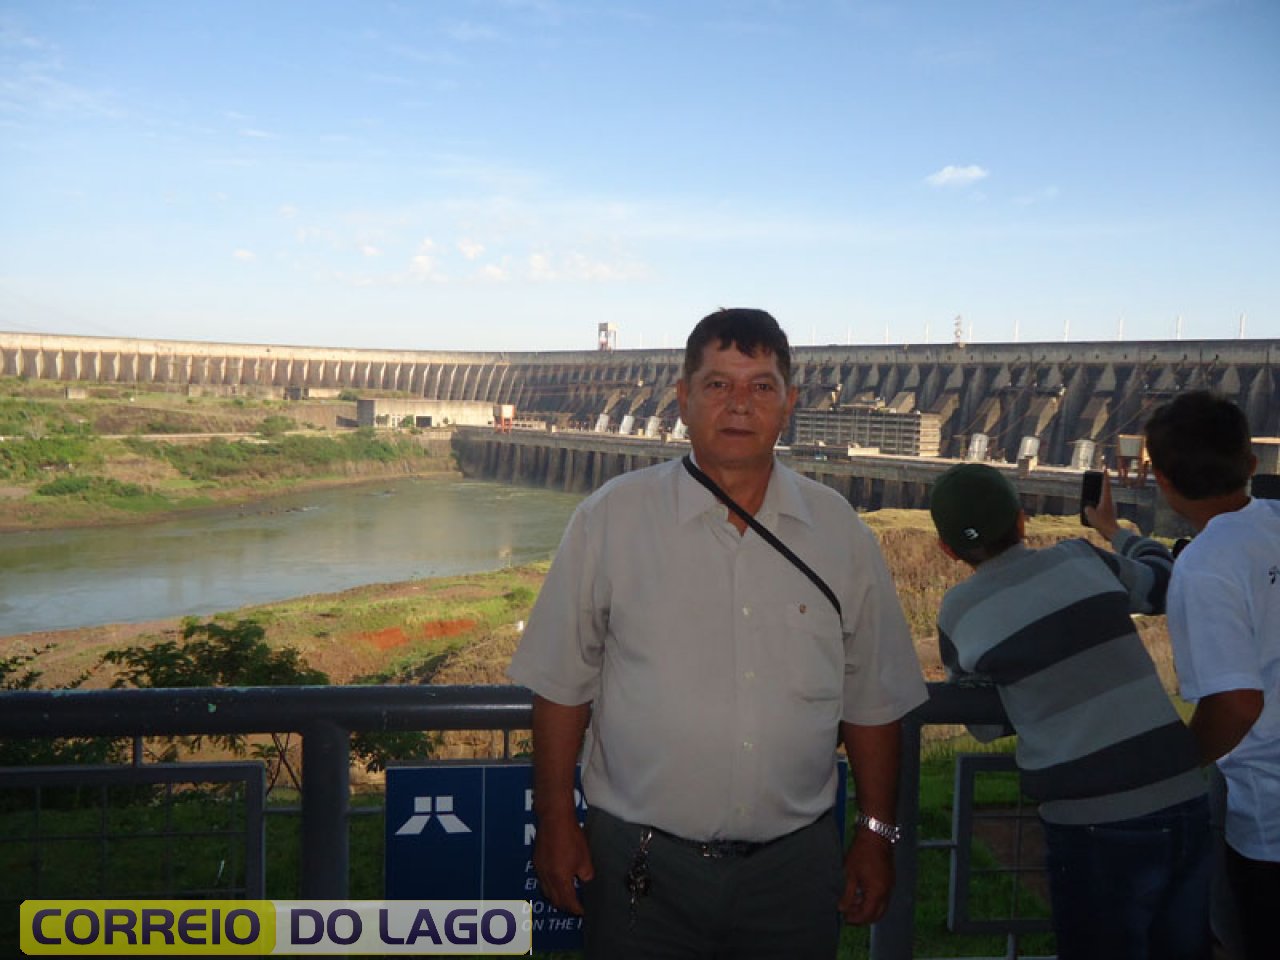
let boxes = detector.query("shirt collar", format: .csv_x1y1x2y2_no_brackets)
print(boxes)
675,454,815,529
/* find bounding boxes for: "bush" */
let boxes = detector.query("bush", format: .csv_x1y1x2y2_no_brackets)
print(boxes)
100,619,435,782
257,415,296,438
0,397,93,438
131,430,427,483
0,648,123,769
0,435,99,481
503,586,536,607
36,475,145,499
142,420,190,434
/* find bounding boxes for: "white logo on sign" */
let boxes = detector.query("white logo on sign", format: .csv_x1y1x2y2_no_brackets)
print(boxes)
395,795,472,835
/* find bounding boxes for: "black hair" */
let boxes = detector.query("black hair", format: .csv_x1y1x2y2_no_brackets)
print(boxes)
682,308,792,385
1144,391,1253,499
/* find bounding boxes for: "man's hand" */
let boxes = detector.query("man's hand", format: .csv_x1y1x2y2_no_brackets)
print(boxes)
838,830,895,925
839,719,903,926
529,695,594,915
532,809,594,916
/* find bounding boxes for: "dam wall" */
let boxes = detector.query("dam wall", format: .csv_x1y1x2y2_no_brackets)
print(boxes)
449,426,1183,536
3,331,1276,469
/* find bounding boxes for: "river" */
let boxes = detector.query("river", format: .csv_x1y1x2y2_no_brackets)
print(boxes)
0,477,584,637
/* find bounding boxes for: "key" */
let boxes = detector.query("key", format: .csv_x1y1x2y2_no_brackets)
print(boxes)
625,828,653,928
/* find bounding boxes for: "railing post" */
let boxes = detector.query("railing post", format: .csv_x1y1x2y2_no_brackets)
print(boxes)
871,714,922,960
301,720,350,898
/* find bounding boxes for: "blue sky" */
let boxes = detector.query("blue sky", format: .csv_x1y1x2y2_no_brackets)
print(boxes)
1,1,1277,352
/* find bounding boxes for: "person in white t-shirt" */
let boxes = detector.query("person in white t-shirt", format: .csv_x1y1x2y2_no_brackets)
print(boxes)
1145,390,1280,960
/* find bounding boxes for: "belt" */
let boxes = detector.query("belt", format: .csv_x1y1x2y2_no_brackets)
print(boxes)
647,810,831,859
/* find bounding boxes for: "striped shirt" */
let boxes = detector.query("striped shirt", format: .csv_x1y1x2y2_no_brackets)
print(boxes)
938,532,1205,825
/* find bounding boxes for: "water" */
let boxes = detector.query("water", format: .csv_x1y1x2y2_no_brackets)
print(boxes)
0,477,583,636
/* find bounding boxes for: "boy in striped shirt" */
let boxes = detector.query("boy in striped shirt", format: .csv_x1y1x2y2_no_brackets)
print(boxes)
930,463,1209,960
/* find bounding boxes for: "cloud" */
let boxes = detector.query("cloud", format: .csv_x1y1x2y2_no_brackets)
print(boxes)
233,249,255,261
409,238,447,281
457,238,485,260
925,165,989,188
238,128,277,139
361,244,381,257
521,250,647,283
561,251,647,282
527,252,555,282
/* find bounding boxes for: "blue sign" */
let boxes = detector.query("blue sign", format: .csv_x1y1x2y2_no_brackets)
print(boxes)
385,762,586,951
386,758,848,952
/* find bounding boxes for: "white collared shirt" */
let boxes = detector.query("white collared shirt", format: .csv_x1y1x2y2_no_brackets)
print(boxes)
509,456,927,842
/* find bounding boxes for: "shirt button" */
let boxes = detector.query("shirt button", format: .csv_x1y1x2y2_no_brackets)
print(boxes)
742,606,751,618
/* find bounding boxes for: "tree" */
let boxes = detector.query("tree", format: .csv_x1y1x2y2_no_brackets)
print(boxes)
101,618,436,788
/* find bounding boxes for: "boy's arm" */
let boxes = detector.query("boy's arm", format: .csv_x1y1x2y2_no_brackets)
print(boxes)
1101,532,1174,614
938,627,1012,742
1084,470,1173,613
1191,689,1265,764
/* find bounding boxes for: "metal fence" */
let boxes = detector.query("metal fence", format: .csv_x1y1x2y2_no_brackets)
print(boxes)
1,682,1046,959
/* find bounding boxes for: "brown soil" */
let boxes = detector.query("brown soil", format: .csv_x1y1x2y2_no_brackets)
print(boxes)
356,618,478,652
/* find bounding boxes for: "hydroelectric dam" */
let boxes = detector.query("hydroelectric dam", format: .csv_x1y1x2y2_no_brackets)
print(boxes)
4,331,1277,535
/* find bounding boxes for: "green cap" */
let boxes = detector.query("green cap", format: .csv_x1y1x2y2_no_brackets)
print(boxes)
929,463,1022,554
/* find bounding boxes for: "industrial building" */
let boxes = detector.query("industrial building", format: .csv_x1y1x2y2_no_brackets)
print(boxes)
792,405,942,457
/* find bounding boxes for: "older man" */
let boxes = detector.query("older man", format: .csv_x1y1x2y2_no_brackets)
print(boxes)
509,308,927,959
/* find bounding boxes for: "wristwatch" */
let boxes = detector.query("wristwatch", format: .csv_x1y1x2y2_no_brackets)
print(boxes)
854,813,902,846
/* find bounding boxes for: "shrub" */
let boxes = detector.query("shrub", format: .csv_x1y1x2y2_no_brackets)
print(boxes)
132,430,427,483
0,435,99,481
257,415,296,438
100,619,435,783
35,475,145,499
0,648,123,769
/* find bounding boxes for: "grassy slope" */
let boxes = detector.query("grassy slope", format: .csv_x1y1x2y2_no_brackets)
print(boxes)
0,385,455,530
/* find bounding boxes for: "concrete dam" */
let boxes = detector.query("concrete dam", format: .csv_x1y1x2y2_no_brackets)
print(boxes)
4,331,1276,469
447,425,1179,532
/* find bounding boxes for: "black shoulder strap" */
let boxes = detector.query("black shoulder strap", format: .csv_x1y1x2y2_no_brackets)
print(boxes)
681,455,842,622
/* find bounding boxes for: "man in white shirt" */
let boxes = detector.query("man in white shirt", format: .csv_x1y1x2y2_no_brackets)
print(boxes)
1146,390,1280,960
509,308,927,958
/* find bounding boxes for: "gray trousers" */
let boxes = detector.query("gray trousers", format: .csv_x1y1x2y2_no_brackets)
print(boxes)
580,807,845,960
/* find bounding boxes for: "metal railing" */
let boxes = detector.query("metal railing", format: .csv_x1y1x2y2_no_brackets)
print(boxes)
2,682,1023,959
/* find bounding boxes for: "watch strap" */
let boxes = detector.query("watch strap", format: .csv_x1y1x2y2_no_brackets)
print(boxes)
854,813,901,845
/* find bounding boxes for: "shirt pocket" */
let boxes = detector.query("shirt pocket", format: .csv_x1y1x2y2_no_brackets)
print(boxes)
783,601,844,702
